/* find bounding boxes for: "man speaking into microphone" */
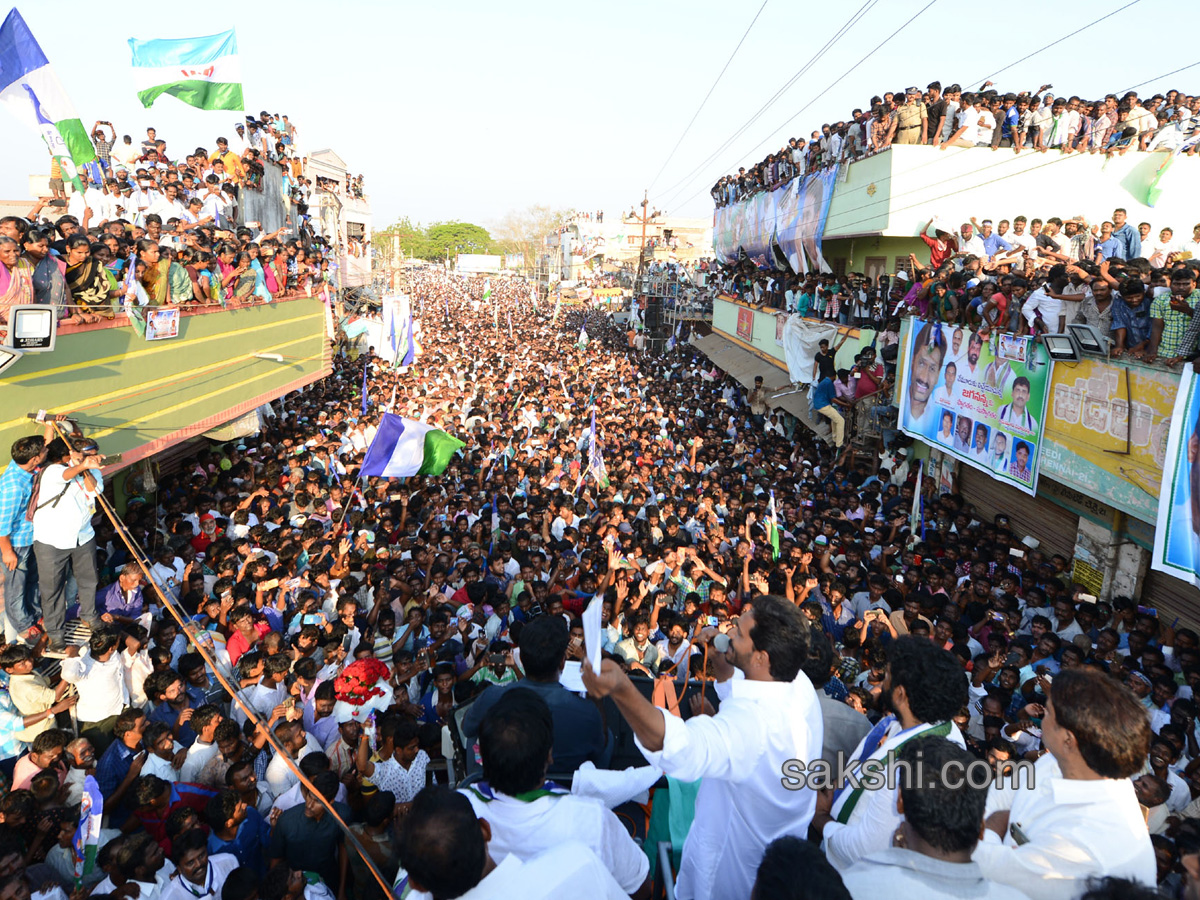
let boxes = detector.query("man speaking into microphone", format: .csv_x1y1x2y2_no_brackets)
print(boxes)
582,595,822,900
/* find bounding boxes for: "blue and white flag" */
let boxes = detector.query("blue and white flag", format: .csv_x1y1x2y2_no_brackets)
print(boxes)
73,775,103,886
361,413,464,478
0,10,96,168
400,311,415,367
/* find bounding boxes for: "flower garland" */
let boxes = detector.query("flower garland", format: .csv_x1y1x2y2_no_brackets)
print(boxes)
333,658,392,707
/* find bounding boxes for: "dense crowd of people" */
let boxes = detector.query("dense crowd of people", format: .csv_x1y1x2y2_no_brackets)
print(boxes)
712,84,1200,207
0,269,1194,900
0,112,346,340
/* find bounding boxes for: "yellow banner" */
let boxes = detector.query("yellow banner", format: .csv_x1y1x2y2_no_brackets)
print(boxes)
1040,358,1175,520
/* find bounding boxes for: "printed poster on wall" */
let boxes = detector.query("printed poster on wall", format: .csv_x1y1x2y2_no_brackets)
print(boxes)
736,307,754,341
896,320,1051,497
1152,364,1200,587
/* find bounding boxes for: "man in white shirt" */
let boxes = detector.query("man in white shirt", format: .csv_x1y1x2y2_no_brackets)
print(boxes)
145,183,187,222
179,706,226,783
973,667,1156,899
583,595,822,900
32,437,105,654
264,719,310,798
60,628,129,751
811,636,968,871
159,832,239,900
955,223,986,261
840,737,1028,900
462,690,650,897
396,787,626,900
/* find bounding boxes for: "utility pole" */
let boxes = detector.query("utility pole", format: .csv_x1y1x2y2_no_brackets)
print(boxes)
640,189,649,252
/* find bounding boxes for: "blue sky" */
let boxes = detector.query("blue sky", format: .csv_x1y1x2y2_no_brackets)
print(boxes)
3,0,1194,231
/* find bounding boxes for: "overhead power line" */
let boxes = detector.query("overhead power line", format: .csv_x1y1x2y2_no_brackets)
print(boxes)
662,0,939,212
647,0,770,193
966,0,1142,89
651,0,879,206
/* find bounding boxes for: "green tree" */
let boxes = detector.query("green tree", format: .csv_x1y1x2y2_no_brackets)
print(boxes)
372,217,435,263
425,222,494,257
492,204,570,271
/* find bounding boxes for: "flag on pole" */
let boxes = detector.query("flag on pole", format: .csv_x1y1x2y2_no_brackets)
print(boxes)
72,776,103,887
386,300,400,361
909,460,925,539
128,29,243,110
400,310,415,366
506,309,513,339
360,413,465,478
0,10,97,168
577,324,589,347
360,363,370,416
767,490,781,560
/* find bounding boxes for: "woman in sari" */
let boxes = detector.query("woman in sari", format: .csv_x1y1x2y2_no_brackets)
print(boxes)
216,242,239,301
199,253,223,306
260,241,282,296
137,239,172,307
269,242,288,295
228,251,258,302
63,234,115,323
22,227,68,320
246,242,273,302
0,235,34,340
161,246,195,305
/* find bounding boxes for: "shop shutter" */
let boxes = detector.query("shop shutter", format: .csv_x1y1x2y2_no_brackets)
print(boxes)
958,467,1079,562
1141,569,1200,630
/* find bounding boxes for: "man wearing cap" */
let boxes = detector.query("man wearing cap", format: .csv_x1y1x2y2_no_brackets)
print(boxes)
893,88,928,145
229,124,249,157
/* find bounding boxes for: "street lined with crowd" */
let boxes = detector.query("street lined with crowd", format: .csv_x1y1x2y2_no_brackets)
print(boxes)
0,269,1193,900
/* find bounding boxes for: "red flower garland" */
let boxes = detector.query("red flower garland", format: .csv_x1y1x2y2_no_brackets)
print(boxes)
333,658,392,707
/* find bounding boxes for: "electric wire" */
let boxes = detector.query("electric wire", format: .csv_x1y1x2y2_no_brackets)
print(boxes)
658,0,938,213
966,0,1143,89
647,0,770,192
651,0,879,205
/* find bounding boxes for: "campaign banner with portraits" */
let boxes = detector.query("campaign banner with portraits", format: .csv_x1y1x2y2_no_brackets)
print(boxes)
710,165,840,274
897,320,1052,497
1153,364,1200,588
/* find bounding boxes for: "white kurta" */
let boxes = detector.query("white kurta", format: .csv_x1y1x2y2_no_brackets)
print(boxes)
973,755,1155,900
637,673,823,900
824,718,966,871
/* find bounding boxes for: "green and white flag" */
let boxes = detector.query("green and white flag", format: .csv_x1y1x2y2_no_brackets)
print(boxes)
767,490,780,560
128,29,244,111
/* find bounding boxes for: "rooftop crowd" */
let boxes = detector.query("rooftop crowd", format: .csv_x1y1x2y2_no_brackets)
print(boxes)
0,269,1194,900
712,83,1200,207
0,112,345,341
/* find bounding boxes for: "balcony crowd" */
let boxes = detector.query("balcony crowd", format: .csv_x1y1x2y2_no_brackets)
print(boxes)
712,84,1200,207
0,112,347,341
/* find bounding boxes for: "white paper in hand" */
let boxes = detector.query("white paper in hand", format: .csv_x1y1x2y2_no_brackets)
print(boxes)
583,594,603,677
